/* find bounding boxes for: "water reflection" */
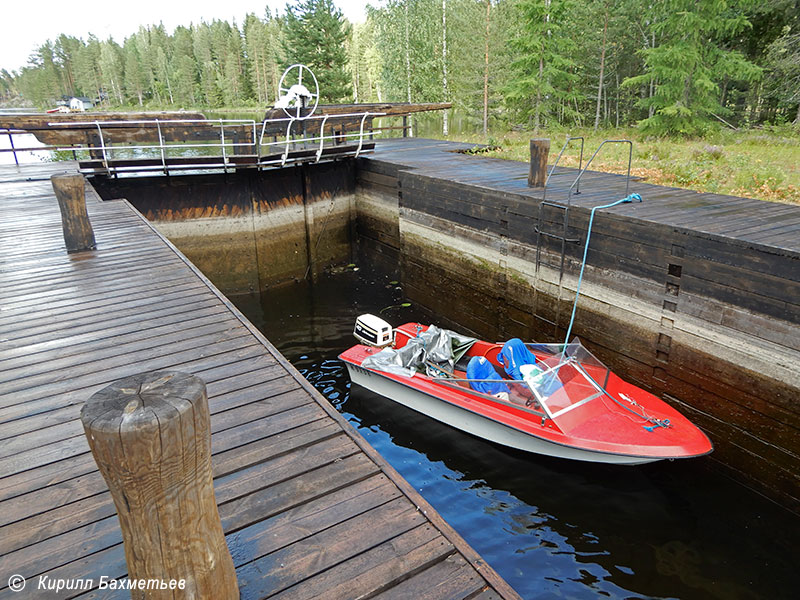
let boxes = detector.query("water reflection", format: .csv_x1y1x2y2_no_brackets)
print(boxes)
228,262,797,600
0,131,51,165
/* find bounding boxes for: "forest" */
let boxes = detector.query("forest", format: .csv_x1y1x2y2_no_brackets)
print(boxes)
1,1,798,203
1,0,798,136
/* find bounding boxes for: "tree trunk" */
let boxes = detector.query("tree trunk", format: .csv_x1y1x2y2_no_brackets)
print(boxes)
795,102,800,125
483,0,490,136
720,77,729,111
404,0,413,136
594,8,608,131
253,49,263,103
442,0,449,136
535,56,543,132
271,51,279,102
648,32,656,118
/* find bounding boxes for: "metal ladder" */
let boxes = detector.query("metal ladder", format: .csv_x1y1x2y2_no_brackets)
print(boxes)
533,137,584,336
533,138,633,337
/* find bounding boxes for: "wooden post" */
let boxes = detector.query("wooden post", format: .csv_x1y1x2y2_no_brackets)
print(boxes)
51,173,96,253
528,138,550,188
81,371,239,600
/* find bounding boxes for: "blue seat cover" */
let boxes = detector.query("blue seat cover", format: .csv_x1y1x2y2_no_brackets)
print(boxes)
498,338,537,380
466,356,509,396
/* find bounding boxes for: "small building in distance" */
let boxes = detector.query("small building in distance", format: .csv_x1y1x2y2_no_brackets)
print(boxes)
68,96,94,111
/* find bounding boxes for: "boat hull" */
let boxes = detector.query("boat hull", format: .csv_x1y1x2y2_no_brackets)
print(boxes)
344,362,660,465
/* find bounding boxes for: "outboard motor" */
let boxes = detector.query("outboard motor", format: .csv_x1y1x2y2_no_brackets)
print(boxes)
354,314,393,348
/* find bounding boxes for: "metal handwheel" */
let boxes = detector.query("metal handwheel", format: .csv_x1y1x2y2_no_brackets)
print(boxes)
277,64,320,119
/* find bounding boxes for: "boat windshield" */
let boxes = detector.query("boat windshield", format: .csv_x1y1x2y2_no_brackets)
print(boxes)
522,339,611,422
429,338,613,428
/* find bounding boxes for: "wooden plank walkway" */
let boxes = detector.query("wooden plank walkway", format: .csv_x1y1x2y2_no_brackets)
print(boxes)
367,138,800,254
0,162,519,600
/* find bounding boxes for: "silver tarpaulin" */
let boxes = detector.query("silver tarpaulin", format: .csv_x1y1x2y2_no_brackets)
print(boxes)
360,325,476,377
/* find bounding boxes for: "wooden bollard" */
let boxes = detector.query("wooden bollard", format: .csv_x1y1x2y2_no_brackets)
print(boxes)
51,173,96,253
528,138,550,188
81,371,238,599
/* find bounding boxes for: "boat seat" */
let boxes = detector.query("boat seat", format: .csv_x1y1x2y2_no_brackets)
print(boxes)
466,356,510,398
456,353,505,378
497,338,538,380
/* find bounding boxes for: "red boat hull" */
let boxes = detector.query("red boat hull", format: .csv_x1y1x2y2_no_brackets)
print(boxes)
340,323,713,464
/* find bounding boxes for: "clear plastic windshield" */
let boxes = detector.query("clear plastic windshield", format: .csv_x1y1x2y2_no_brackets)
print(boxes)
521,339,611,421
384,334,613,431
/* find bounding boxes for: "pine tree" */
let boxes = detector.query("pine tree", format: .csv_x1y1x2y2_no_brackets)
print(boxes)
282,0,352,103
172,26,199,106
99,39,125,104
193,23,223,106
149,24,175,105
73,35,103,101
244,14,269,104
123,38,148,105
54,35,81,95
0,70,20,103
446,0,490,127
211,19,248,106
16,44,63,108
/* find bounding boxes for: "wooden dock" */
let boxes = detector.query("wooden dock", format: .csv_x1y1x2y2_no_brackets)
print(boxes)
0,161,519,600
367,137,800,251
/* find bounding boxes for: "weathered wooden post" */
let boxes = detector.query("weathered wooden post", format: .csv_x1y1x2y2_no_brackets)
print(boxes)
81,371,239,599
528,138,550,188
51,173,96,253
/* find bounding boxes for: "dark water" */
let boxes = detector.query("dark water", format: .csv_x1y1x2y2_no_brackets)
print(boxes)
229,261,797,600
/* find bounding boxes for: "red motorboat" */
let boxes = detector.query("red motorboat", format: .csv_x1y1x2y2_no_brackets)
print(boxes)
340,316,713,465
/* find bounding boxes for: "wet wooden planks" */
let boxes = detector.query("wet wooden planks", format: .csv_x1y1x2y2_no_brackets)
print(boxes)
0,162,518,600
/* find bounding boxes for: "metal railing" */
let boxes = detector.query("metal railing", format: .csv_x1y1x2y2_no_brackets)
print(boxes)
1,112,383,176
1,128,20,166
543,136,585,203
565,139,633,207
62,118,260,175
257,112,385,167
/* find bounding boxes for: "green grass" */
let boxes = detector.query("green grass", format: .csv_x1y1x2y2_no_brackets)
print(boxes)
435,126,800,205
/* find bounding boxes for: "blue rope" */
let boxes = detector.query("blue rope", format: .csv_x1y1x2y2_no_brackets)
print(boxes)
644,419,670,432
562,193,642,352
558,193,668,431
